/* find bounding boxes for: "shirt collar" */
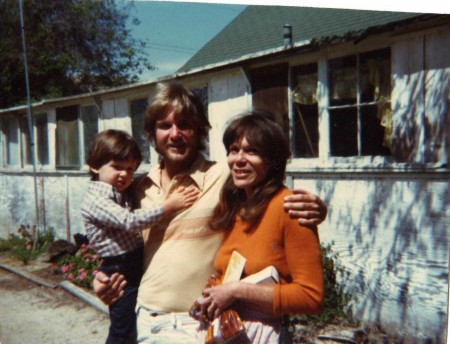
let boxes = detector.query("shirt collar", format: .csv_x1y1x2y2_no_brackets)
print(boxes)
87,180,121,200
147,155,211,192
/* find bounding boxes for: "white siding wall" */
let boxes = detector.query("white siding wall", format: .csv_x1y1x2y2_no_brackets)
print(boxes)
207,70,251,163
294,175,448,342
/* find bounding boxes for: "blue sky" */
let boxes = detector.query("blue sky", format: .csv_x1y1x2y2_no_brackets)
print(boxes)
129,1,246,80
129,0,450,81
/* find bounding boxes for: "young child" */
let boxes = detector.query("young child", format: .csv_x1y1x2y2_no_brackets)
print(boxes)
81,129,199,344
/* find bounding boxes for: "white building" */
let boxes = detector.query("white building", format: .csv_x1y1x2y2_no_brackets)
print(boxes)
0,6,448,342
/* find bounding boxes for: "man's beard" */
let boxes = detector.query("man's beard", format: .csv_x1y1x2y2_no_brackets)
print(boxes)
156,143,199,169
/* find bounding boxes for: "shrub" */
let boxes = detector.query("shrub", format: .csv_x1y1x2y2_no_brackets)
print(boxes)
52,243,102,290
284,241,357,342
0,225,55,265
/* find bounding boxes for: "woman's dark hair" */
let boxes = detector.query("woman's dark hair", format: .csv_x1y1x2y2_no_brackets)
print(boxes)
86,129,142,180
209,111,291,232
144,81,211,152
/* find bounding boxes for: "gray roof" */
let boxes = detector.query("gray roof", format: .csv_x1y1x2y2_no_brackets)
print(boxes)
177,6,430,74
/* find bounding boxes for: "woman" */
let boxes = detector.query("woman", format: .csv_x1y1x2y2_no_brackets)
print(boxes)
196,112,324,343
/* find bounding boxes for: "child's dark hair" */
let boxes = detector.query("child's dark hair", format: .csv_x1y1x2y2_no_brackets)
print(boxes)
87,129,143,180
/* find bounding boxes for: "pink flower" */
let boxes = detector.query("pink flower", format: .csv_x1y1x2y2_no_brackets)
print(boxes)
61,265,69,273
92,270,98,276
78,271,87,281
67,273,74,280
92,254,99,260
85,258,91,263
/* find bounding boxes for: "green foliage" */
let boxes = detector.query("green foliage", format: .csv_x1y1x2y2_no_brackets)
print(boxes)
0,0,154,108
286,241,357,339
0,234,25,252
0,225,55,265
52,243,102,290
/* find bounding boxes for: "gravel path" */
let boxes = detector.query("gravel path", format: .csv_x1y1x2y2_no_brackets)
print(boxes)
0,264,110,344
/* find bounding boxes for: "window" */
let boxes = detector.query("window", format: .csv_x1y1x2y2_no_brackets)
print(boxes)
80,105,99,163
249,64,289,132
35,113,49,165
19,117,32,166
4,117,20,166
292,63,319,158
191,85,210,156
56,105,80,168
328,48,391,157
191,85,209,116
130,98,150,163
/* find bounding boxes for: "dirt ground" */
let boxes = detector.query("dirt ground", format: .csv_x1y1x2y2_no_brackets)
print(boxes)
0,253,403,344
0,255,110,344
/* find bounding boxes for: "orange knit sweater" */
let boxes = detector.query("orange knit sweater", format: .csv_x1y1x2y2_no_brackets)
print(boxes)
213,187,324,317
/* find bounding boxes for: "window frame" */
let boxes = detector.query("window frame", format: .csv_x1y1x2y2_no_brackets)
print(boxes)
129,97,151,164
2,116,21,167
55,105,81,170
34,113,49,166
289,47,394,168
19,116,32,167
80,104,99,167
327,48,392,158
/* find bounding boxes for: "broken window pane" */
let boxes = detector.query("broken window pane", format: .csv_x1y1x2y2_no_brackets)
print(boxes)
292,63,319,158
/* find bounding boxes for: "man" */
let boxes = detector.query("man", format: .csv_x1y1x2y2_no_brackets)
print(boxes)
94,82,327,343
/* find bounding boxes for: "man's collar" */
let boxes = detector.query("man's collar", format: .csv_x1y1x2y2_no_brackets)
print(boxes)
147,155,210,191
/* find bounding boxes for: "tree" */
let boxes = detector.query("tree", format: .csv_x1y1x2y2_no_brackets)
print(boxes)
0,0,154,108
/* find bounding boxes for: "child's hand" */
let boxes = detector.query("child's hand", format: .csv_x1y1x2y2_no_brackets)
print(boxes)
163,186,200,213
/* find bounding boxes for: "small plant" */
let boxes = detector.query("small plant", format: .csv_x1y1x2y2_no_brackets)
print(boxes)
0,225,55,265
52,243,102,290
284,241,357,343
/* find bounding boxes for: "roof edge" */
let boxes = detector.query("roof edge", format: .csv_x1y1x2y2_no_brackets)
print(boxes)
175,39,312,77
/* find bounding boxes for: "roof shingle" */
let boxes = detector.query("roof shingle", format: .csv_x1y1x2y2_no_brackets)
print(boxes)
177,6,425,73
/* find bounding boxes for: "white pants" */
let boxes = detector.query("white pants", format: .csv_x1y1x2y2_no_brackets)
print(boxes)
136,305,199,344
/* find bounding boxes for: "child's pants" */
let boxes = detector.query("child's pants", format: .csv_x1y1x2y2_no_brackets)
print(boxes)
100,248,143,344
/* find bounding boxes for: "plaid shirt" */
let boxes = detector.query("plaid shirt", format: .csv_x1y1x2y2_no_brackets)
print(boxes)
81,181,163,257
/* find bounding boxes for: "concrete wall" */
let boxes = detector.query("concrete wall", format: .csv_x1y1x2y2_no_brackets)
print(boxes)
0,172,89,241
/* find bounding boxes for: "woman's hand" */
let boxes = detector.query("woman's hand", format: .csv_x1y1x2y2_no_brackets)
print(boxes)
199,282,239,320
93,271,127,305
284,189,327,226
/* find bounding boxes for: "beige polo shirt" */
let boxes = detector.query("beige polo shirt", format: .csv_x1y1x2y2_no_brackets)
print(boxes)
135,156,229,312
